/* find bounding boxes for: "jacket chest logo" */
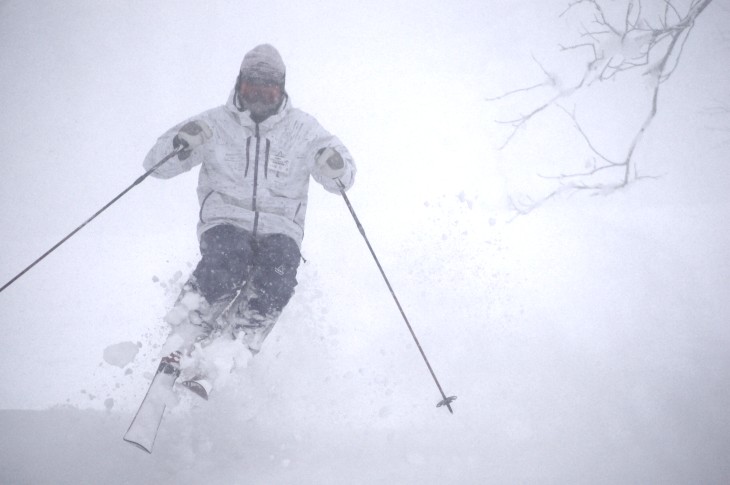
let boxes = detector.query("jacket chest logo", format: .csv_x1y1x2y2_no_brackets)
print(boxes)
269,151,291,176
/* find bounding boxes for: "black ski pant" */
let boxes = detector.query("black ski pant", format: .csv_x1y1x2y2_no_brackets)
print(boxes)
191,224,301,318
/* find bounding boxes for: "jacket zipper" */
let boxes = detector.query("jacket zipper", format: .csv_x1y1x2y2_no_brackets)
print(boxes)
252,123,260,236
244,137,252,177
264,138,271,178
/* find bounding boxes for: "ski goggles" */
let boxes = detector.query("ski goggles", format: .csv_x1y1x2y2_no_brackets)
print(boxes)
239,79,283,105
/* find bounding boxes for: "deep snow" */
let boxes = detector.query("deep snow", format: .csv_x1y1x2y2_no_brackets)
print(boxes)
2,1,730,484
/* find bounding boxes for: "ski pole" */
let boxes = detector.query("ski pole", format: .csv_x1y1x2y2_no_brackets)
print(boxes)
337,183,457,414
0,147,184,294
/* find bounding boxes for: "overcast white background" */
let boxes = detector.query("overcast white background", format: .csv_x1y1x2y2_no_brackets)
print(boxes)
1,1,729,483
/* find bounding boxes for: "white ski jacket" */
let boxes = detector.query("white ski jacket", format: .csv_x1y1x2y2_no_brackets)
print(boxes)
143,92,356,247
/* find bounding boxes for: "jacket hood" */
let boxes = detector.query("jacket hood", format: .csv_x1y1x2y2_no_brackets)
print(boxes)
239,44,286,87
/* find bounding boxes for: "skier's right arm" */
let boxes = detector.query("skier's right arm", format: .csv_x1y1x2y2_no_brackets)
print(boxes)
143,119,213,179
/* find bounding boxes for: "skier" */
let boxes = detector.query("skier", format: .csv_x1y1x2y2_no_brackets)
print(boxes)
143,44,356,378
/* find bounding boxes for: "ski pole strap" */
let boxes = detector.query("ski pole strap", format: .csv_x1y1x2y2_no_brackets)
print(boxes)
338,183,456,413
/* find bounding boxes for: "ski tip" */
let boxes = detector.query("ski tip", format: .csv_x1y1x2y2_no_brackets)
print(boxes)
123,437,153,454
436,395,457,413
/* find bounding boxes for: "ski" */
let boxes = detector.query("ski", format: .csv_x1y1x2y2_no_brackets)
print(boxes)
124,283,256,452
123,352,181,453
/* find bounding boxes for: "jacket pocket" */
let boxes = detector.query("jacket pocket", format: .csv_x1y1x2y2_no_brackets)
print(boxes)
199,190,215,223
292,202,305,229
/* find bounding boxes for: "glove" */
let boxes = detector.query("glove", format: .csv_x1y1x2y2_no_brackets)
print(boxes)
173,120,212,159
315,147,346,179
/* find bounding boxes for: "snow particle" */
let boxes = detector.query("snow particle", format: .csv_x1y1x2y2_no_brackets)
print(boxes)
103,341,140,368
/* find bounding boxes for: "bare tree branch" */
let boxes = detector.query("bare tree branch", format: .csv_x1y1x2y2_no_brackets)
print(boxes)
490,0,714,217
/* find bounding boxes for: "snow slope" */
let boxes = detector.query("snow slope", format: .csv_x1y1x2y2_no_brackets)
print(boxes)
1,1,730,484
3,196,730,484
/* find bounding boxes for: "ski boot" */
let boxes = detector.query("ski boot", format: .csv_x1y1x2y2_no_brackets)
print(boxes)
224,298,279,355
161,280,234,400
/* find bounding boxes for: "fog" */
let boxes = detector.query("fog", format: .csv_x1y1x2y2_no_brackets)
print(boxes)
1,1,729,483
